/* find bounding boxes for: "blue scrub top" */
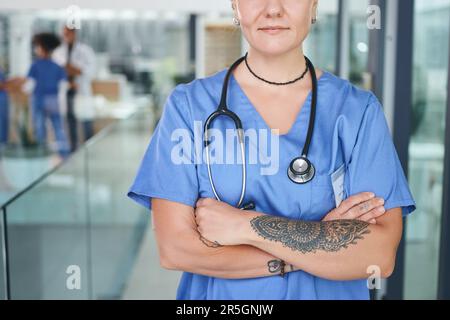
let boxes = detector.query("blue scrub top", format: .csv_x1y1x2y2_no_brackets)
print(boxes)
0,68,8,112
0,69,7,100
127,68,416,300
27,58,66,97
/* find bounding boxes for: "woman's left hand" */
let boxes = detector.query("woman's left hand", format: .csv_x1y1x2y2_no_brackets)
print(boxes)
195,198,252,246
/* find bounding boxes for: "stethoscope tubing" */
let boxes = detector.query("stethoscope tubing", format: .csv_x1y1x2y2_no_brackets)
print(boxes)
203,54,317,208
205,128,246,208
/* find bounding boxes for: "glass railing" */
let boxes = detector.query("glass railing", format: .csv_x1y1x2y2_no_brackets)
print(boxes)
0,109,154,299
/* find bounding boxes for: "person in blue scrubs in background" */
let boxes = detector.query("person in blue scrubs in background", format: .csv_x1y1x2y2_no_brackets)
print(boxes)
127,0,416,300
24,33,69,158
0,67,9,149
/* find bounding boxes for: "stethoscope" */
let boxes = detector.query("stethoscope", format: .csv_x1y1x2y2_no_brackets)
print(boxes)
203,54,318,210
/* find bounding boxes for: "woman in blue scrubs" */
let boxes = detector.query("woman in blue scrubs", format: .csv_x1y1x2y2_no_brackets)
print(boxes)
128,0,416,300
26,33,70,158
0,68,9,147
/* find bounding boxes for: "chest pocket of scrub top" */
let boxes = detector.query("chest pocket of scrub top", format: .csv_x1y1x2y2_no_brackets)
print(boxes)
308,172,340,221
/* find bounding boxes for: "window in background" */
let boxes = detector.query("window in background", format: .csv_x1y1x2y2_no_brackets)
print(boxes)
404,0,450,299
348,0,370,87
305,0,339,74
31,10,191,97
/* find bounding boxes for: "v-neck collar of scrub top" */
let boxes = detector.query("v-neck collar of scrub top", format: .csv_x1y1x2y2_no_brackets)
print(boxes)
229,70,331,139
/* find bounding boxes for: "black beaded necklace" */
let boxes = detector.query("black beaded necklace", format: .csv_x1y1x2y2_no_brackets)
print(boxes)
244,52,309,86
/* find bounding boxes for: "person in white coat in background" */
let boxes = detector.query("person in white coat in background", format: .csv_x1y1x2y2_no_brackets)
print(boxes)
53,26,96,152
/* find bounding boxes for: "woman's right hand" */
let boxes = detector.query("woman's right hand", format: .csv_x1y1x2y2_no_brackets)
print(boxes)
322,192,386,225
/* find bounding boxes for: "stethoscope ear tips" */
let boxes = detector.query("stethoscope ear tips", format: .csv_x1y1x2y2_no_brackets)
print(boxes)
288,156,315,184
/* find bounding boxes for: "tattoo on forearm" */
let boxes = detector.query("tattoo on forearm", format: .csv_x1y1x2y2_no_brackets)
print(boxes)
250,216,370,254
199,235,223,248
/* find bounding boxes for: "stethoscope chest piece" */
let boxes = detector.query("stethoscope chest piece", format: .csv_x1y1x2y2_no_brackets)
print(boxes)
287,156,315,184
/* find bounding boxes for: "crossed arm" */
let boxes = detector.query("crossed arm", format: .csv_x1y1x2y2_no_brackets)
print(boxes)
152,196,402,281
242,210,402,280
153,199,295,279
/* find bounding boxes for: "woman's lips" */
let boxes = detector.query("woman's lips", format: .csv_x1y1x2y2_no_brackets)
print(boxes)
259,27,289,35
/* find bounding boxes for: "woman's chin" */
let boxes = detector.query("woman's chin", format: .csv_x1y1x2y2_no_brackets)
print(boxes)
251,44,299,56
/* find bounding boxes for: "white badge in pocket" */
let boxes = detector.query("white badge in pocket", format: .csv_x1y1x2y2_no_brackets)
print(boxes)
331,164,346,208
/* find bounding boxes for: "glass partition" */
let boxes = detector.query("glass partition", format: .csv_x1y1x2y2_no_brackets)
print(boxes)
0,208,6,299
1,109,153,299
6,149,90,299
403,0,450,299
87,112,152,299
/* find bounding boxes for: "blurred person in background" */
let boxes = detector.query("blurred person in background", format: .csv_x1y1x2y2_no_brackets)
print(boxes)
53,26,96,152
0,67,9,149
21,33,70,159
